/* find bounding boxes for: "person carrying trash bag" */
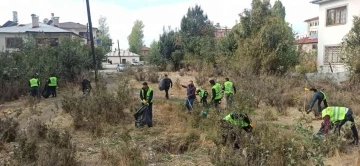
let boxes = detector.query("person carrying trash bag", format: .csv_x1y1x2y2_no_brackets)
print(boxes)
196,88,208,107
181,80,196,113
306,88,328,119
139,82,153,127
220,112,254,149
318,106,359,145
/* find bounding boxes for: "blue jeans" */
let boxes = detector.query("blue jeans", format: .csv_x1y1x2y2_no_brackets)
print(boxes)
185,98,195,111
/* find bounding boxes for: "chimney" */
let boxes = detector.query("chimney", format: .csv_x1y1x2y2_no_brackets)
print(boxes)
216,23,220,27
13,11,18,23
31,14,39,28
53,17,59,27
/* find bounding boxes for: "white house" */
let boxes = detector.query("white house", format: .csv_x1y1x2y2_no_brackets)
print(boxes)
0,14,81,52
106,49,140,64
311,0,360,73
296,17,319,52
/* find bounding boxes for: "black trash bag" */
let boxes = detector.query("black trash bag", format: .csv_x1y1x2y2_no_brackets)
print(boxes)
42,84,51,98
134,105,152,128
158,78,165,91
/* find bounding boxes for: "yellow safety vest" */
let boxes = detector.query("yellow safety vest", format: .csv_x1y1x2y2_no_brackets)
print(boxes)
320,91,327,100
322,106,346,122
224,81,234,94
141,88,153,103
48,77,57,86
223,114,248,127
29,78,39,87
212,83,222,100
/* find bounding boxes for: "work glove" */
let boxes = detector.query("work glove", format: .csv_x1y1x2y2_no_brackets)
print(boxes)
142,99,147,104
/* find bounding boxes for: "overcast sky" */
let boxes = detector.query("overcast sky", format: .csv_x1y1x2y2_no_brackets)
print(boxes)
0,0,318,50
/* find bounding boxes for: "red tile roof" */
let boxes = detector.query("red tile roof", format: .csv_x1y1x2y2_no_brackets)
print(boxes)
304,17,319,22
296,37,318,44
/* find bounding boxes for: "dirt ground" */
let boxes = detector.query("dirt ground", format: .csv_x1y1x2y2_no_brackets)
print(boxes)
0,71,359,166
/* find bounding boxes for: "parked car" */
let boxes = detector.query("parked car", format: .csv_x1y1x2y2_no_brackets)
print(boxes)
131,61,143,66
117,64,127,72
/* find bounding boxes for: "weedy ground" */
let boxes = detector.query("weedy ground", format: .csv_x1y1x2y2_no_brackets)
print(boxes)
1,67,360,166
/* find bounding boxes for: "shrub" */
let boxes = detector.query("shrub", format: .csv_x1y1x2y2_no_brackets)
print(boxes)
0,117,19,143
62,78,134,136
13,120,78,166
195,73,207,86
147,71,159,83
134,67,146,81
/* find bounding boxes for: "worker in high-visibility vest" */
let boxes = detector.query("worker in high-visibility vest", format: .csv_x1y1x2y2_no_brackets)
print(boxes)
140,82,154,127
319,106,358,145
196,88,208,107
47,74,57,97
306,88,328,119
210,79,223,108
223,78,236,108
29,75,40,97
220,112,254,148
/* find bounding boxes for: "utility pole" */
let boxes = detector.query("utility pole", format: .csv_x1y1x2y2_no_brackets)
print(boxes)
86,0,97,86
117,40,121,64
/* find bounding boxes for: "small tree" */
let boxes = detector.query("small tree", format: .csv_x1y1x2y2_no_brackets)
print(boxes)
128,20,145,54
342,16,360,83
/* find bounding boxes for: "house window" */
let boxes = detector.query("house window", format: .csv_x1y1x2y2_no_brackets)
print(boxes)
324,46,342,63
36,38,59,46
312,44,317,49
6,37,23,48
327,6,347,26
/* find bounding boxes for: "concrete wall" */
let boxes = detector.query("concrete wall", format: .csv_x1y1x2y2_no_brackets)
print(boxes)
299,43,317,53
317,0,360,73
306,71,349,85
0,33,28,52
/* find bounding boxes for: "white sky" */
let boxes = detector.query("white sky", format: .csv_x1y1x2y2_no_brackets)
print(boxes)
0,0,318,50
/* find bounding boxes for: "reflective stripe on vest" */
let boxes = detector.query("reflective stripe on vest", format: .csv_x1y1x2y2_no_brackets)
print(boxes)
223,114,248,127
322,106,346,122
29,78,39,87
48,77,57,86
212,83,222,100
141,88,153,103
224,81,234,94
320,91,326,100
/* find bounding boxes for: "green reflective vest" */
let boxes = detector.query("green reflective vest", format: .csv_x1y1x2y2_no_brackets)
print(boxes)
141,88,153,103
322,106,346,122
212,83,222,100
48,77,57,86
320,91,327,100
29,78,39,87
223,114,248,127
198,89,206,98
224,81,234,94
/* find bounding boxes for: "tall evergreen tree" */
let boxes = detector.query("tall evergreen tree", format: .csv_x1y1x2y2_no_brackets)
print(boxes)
128,20,145,54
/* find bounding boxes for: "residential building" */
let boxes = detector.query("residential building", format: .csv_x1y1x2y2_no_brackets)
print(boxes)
106,49,140,64
296,17,319,52
58,22,99,41
311,0,360,73
214,23,229,39
141,45,150,56
0,14,80,52
305,17,319,38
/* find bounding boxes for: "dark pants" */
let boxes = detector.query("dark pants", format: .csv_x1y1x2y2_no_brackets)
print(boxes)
185,98,195,111
200,96,208,107
214,99,221,108
49,86,57,97
220,120,251,149
165,87,170,99
316,99,328,114
30,87,39,97
335,110,359,143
